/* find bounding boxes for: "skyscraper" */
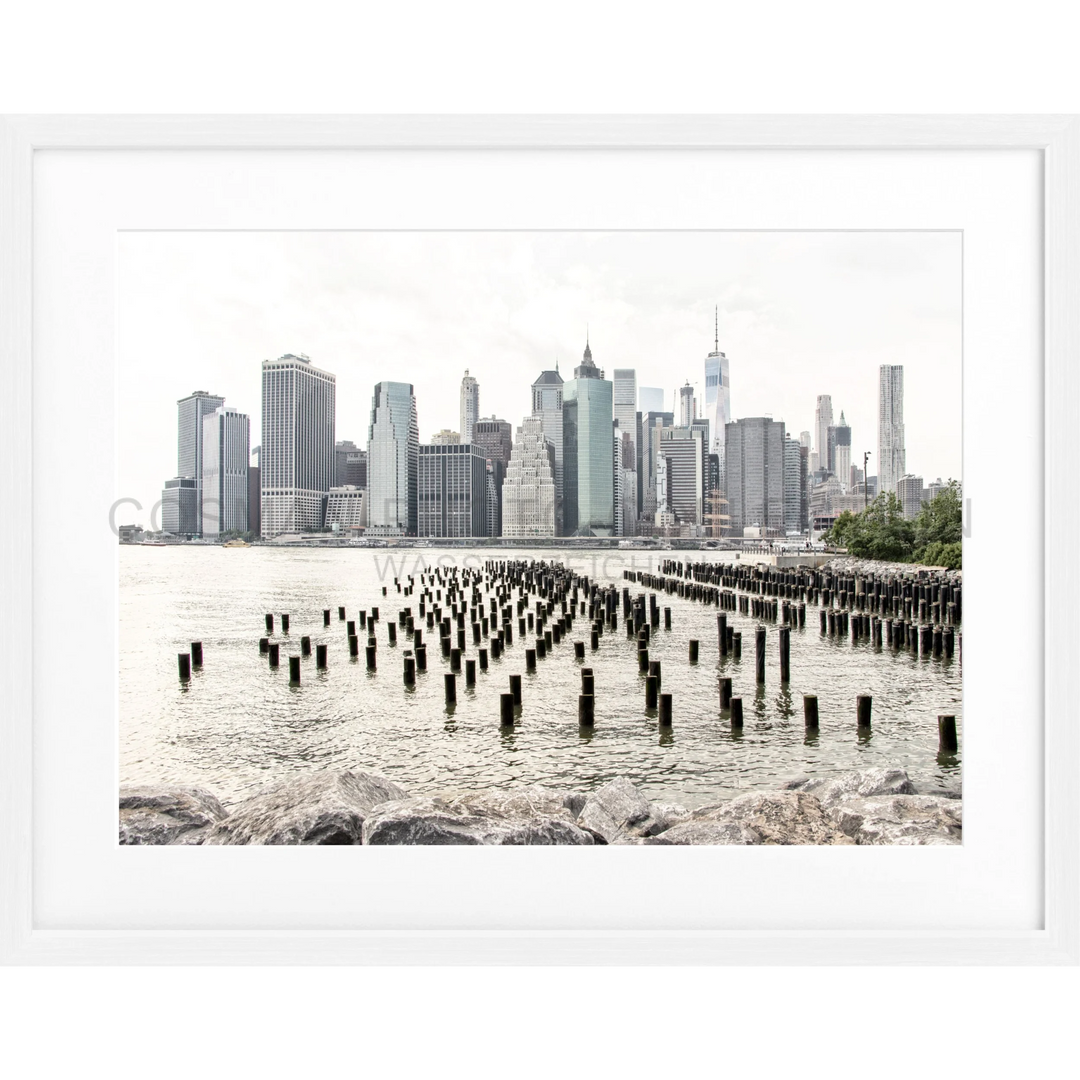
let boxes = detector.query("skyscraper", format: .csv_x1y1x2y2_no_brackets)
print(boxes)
639,410,674,522
724,417,787,535
562,338,614,536
612,368,638,533
201,406,250,537
678,382,696,427
639,386,665,414
260,354,335,537
459,370,479,443
833,411,852,491
703,307,731,455
472,417,514,535
815,394,834,473
247,446,261,536
161,478,199,536
417,443,488,537
367,380,419,536
783,435,806,534
878,365,906,499
501,417,556,538
334,440,367,488
658,425,706,527
176,389,224,535
897,473,923,519
531,366,565,535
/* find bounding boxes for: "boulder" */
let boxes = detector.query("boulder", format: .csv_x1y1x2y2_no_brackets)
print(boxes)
203,770,408,845
644,819,755,845
576,777,653,842
791,767,917,808
830,794,963,845
457,785,585,820
118,785,227,845
362,796,594,845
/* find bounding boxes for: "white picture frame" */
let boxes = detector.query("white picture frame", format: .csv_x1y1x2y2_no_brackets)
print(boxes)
1,114,1076,965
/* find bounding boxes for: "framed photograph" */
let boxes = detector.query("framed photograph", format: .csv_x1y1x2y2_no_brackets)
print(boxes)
1,115,1076,964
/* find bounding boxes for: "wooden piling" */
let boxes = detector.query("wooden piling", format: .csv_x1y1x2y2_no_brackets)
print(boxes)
415,644,427,672
578,693,595,725
265,613,274,633
501,693,515,726
719,676,732,710
689,639,699,663
645,674,658,710
289,655,301,683
316,643,327,668
366,644,377,670
938,714,958,753
857,694,872,729
444,672,457,704
323,609,331,626
301,635,311,656
756,627,766,684
659,693,673,727
510,673,522,705
281,614,290,634
779,626,790,683
450,647,461,673
268,643,279,667
178,652,191,680
730,697,743,729
478,647,488,671
465,657,476,686
804,695,819,729
190,641,203,666
259,637,269,654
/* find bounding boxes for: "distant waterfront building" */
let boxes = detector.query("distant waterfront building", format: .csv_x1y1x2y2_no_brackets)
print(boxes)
878,365,906,499
927,477,948,502
334,440,367,488
247,447,261,536
616,426,637,537
639,410,674,523
459,370,480,443
658,425,707,528
815,395,834,476
431,429,461,445
324,486,366,534
809,451,820,475
175,389,225,535
161,477,199,537
502,416,556,538
201,407,250,537
704,309,731,457
725,417,787,535
897,473,924,520
613,368,638,532
260,355,335,538
531,366,565,535
833,410,851,488
367,380,419,536
417,443,488,537
472,417,514,536
562,338,614,536
639,386,665,414
783,435,806,534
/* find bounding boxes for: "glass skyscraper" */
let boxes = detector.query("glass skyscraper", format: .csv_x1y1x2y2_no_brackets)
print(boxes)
878,365,906,499
562,339,614,537
367,380,419,536
175,389,224,535
201,406,250,537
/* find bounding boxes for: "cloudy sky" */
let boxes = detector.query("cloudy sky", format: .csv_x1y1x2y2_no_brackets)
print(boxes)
118,231,961,522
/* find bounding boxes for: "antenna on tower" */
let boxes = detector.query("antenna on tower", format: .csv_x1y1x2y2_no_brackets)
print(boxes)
714,305,719,351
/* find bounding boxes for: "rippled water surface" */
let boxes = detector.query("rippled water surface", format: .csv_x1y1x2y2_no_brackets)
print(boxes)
120,546,962,808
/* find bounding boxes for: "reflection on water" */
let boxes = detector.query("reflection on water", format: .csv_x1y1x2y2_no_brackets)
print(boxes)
120,546,962,809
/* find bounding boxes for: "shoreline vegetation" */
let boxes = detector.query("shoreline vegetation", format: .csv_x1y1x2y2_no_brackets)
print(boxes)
119,767,962,847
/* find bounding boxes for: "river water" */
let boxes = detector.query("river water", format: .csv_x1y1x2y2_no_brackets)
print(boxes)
119,545,962,808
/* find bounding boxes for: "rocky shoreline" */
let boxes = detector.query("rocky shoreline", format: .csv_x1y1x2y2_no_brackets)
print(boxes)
119,767,962,846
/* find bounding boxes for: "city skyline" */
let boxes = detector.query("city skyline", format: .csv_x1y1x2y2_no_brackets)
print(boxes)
119,230,961,525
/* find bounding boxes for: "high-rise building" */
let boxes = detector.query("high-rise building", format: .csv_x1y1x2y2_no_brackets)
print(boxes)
897,473,923,520
616,426,637,537
724,417,787,535
639,410,674,522
201,406,250,537
613,369,638,533
325,486,366,534
799,430,812,451
459,370,479,443
833,411,851,490
247,446,261,536
431,429,461,445
927,477,948,502
334,440,367,488
472,417,514,536
161,477,199,536
501,416,556,538
367,380,419,536
176,389,225,535
878,365,906,499
562,338,614,536
783,435,806,534
417,443,488,537
658,425,706,527
639,386,665,414
260,354,335,537
815,395,834,474
531,366,565,535
678,382,696,427
703,308,731,456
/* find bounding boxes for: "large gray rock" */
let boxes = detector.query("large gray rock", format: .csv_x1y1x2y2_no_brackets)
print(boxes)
203,771,408,845
830,794,963,845
119,785,227,845
649,791,853,845
576,777,653,842
789,767,917,808
362,795,594,845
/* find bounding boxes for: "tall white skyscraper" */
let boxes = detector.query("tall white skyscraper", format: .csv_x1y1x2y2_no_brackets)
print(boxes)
612,368,638,533
678,382,696,428
878,365,906,499
260,354,335,537
833,410,852,491
703,307,731,455
815,394,834,470
176,389,224,535
459,370,479,443
531,366,565,535
367,381,419,536
201,406,250,537
501,416,556,538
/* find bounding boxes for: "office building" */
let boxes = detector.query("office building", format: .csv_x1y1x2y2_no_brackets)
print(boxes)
531,366,565,535
815,395,834,475
201,406,250,537
927,477,948,502
658,425,706,528
260,354,335,537
367,380,419,537
472,417,514,536
783,435,806,534
639,386,665,414
161,477,199,537
176,389,225,535
833,411,851,490
417,443,488,538
431,429,461,445
639,410,674,522
247,446,261,536
325,486,366,534
334,440,367,488
724,417,787,535
678,382,696,428
897,473,924,520
704,308,731,459
616,426,637,537
562,338,614,536
878,365,906,499
613,368,638,532
502,416,556,538
459,370,480,443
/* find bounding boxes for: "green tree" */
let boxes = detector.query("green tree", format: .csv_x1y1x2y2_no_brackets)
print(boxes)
913,479,962,565
825,492,915,562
